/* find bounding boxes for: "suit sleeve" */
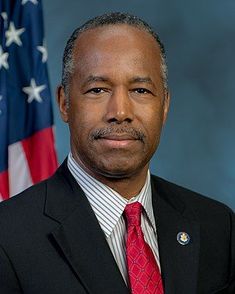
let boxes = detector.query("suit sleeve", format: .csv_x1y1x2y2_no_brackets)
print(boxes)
0,244,22,293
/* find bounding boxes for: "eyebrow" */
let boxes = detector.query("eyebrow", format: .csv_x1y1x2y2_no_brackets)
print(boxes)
130,76,154,84
82,75,156,88
83,75,110,85
130,76,157,92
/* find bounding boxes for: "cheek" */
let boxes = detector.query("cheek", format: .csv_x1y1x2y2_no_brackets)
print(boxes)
138,104,164,128
140,107,165,144
68,103,101,139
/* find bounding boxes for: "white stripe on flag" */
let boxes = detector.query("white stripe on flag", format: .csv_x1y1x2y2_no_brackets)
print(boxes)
8,142,33,197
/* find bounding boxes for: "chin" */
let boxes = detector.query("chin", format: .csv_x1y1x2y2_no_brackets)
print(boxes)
78,152,149,179
100,169,133,179
95,161,145,179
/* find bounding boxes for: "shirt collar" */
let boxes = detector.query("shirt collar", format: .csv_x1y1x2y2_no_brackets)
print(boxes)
67,152,156,237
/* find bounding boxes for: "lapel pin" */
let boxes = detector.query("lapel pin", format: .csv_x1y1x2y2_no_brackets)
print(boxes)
177,232,190,245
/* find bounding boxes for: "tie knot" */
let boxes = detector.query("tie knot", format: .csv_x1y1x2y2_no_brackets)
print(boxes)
124,202,142,227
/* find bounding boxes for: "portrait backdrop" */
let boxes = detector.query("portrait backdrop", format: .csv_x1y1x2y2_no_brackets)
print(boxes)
43,0,235,210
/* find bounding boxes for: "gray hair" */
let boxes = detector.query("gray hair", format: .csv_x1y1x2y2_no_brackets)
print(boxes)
61,12,168,99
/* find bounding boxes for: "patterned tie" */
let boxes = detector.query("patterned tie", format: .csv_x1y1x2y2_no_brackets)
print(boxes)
124,202,164,294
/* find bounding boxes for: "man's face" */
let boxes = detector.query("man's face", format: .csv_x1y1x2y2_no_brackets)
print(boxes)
58,25,170,180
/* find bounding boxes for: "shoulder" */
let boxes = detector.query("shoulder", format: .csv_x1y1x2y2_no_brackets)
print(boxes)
0,161,75,239
0,179,47,209
151,175,235,285
0,179,48,227
0,166,64,228
0,161,68,219
151,175,234,220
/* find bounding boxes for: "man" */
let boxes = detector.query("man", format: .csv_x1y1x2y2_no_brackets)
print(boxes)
0,12,234,294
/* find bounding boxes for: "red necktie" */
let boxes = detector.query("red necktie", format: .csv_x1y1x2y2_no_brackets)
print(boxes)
124,202,164,294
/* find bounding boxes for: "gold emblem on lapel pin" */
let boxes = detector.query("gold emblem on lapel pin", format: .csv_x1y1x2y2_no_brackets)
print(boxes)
177,232,190,245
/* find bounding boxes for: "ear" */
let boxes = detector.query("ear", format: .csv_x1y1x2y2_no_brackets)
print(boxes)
57,85,69,123
163,90,170,124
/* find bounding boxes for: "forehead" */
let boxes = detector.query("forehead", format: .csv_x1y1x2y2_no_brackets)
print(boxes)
73,24,161,60
71,24,162,82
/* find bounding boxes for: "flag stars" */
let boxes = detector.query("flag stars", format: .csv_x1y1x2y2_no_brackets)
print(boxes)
0,46,9,70
21,0,38,5
5,22,25,47
0,12,7,20
1,12,8,28
37,40,48,63
22,79,46,103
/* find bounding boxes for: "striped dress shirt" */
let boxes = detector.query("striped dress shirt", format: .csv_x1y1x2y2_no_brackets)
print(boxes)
67,152,161,284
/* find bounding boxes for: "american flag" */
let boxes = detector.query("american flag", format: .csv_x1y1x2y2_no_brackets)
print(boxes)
0,0,58,201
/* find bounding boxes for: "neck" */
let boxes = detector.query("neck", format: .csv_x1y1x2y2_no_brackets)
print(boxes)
72,153,149,200
95,168,149,200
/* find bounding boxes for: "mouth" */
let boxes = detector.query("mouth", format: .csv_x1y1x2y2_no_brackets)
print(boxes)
97,133,139,148
99,134,138,140
91,126,146,149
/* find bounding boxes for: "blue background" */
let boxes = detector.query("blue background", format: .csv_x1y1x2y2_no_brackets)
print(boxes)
43,0,235,210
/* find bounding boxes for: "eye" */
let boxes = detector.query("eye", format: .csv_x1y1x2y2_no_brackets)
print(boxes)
133,88,152,94
86,88,105,94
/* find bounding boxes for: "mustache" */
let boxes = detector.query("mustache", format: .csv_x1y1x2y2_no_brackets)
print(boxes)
90,126,146,141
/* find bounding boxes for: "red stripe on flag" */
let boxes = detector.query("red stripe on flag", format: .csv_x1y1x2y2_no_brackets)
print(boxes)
0,170,9,200
21,127,58,184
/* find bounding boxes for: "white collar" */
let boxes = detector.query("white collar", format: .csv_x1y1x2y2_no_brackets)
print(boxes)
67,152,156,237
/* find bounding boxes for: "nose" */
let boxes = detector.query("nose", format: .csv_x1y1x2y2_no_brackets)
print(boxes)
104,87,134,124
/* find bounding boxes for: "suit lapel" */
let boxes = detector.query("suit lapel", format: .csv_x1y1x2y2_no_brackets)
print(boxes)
44,161,200,293
45,161,128,294
151,177,200,294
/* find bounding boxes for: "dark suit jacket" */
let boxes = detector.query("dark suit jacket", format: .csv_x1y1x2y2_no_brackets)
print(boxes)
0,160,234,294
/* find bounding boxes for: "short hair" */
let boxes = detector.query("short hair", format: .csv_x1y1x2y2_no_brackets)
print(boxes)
61,12,168,97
